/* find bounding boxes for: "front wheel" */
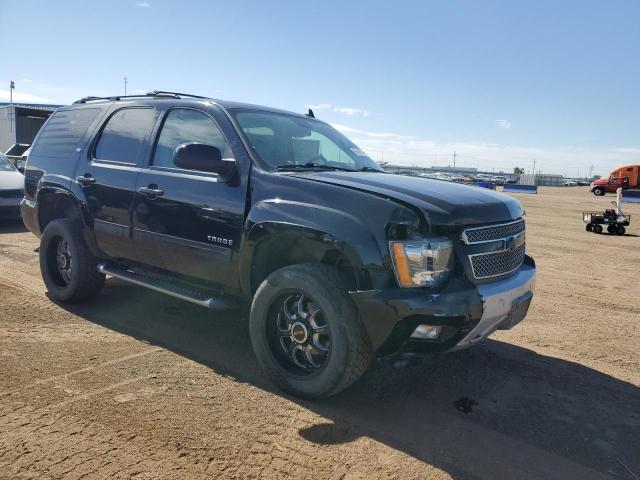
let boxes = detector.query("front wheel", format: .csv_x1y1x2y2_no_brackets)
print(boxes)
40,218,105,302
593,187,605,196
249,264,372,399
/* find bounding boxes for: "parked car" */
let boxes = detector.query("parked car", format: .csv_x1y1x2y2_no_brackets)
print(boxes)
0,153,24,221
490,176,507,186
562,179,578,186
22,92,536,399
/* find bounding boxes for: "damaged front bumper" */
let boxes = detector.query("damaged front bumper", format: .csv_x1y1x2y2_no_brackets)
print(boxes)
350,255,536,356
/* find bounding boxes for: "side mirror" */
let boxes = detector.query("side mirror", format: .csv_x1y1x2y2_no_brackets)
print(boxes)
173,143,236,181
18,166,25,174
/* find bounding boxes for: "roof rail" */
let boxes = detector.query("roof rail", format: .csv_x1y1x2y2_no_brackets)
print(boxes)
146,90,208,99
73,90,209,105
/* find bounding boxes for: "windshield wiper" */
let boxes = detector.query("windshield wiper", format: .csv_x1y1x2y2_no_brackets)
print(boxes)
359,166,384,172
276,162,357,172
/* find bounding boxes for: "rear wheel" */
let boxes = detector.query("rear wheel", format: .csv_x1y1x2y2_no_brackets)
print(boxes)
593,224,603,234
616,226,626,236
593,187,605,196
40,218,105,302
586,224,593,232
249,264,372,399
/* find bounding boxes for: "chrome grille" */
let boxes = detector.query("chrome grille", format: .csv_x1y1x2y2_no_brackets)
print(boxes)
470,242,526,279
463,219,525,244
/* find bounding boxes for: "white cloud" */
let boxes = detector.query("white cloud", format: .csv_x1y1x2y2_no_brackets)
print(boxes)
496,119,513,130
333,123,639,177
331,123,415,140
0,91,54,103
305,103,371,118
18,78,34,84
135,2,151,7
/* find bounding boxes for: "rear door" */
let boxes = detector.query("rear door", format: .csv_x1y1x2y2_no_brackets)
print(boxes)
131,106,246,286
75,106,158,259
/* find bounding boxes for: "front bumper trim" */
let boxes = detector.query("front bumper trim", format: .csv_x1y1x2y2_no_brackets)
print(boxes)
454,263,536,349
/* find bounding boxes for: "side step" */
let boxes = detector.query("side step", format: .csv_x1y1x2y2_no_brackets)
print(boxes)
97,263,237,310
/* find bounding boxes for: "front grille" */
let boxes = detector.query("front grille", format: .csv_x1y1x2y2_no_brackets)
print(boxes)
470,242,526,279
463,219,525,244
0,189,23,198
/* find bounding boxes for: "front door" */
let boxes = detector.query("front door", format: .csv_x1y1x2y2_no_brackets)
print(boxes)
132,107,246,287
75,107,158,260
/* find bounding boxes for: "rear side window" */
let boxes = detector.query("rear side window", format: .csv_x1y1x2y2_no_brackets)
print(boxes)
30,108,101,159
153,108,228,170
95,108,156,164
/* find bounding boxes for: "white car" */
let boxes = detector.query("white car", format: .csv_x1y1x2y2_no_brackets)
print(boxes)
562,179,578,186
0,153,24,221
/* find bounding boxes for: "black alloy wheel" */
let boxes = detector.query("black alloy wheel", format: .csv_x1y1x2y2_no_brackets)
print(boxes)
268,293,331,374
54,238,73,285
249,263,372,399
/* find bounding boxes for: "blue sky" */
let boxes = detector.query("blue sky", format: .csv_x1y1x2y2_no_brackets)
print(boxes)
1,0,638,176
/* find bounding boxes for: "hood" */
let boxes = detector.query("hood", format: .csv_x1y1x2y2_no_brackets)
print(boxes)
291,171,524,227
0,170,24,191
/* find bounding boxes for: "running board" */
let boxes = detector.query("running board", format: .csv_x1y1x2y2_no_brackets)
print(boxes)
97,263,237,310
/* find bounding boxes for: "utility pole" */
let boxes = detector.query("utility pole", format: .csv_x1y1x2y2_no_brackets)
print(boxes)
589,164,594,179
123,77,128,96
9,80,14,104
532,158,537,176
453,151,457,168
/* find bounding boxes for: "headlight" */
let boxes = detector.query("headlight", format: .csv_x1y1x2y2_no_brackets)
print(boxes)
389,235,454,288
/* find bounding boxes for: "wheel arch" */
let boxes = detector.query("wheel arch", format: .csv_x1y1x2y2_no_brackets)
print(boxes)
239,200,387,298
35,186,101,257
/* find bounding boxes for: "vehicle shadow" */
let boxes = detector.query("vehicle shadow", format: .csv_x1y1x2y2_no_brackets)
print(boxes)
0,221,27,234
59,280,640,480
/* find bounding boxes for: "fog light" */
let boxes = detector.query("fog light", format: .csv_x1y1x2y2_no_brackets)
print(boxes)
410,325,442,340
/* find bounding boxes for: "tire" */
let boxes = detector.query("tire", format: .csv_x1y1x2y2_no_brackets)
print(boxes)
249,263,372,399
39,218,105,302
586,224,593,232
616,226,626,236
593,224,603,234
607,224,617,234
593,187,605,196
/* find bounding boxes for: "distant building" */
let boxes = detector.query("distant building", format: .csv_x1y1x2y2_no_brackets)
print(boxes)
0,103,62,163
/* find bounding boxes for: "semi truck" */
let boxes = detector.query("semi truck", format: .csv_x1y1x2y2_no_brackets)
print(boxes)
590,164,640,196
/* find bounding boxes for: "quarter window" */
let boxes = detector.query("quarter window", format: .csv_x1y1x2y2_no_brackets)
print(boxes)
153,109,228,170
95,108,156,164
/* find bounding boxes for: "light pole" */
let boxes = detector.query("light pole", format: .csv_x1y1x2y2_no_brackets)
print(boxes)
124,77,128,96
9,80,14,104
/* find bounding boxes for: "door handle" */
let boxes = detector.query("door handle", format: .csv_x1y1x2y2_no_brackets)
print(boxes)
76,175,96,186
137,186,164,198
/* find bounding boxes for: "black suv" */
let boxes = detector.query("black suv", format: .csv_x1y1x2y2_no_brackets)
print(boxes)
22,91,536,398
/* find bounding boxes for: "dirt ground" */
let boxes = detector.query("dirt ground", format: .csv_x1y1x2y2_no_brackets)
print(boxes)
0,187,638,480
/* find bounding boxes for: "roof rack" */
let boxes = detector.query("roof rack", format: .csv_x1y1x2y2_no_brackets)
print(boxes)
73,90,209,104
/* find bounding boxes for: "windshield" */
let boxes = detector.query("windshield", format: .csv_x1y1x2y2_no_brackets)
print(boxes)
231,110,383,172
0,154,15,172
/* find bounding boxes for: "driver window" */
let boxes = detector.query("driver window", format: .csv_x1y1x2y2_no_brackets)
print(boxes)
153,109,228,169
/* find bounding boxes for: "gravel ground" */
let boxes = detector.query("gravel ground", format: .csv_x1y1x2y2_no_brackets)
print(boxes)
0,186,638,480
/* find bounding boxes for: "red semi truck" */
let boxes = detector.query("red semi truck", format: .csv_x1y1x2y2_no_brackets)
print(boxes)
591,164,640,196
